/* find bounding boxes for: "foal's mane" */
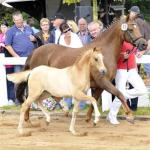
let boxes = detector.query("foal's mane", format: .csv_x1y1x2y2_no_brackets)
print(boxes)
74,49,92,65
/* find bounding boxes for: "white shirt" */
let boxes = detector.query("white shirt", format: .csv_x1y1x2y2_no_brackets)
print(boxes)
59,32,83,48
55,28,61,44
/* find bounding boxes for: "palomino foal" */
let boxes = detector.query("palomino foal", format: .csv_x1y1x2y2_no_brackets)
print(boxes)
7,48,107,136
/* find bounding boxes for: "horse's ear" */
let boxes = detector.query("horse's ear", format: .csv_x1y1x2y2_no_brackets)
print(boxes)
93,47,97,52
126,14,130,22
120,15,127,23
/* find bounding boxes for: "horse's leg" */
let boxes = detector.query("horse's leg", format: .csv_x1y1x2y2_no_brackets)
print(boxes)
95,78,134,123
69,99,82,136
37,100,51,131
24,107,32,127
86,88,102,122
18,98,33,136
74,91,101,125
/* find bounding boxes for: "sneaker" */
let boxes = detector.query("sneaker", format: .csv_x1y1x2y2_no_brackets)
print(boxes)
8,99,15,106
107,113,120,125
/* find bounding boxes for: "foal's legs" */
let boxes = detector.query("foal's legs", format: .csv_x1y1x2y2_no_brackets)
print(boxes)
86,88,102,122
69,99,80,136
38,101,51,123
18,96,35,136
18,88,43,136
74,91,100,124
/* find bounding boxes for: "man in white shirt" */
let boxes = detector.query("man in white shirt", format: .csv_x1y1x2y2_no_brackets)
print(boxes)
51,13,65,44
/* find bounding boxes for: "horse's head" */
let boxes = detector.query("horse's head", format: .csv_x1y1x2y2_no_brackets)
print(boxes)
90,48,107,76
120,15,147,50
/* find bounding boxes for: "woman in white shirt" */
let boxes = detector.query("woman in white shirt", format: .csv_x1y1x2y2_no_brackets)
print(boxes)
58,23,83,48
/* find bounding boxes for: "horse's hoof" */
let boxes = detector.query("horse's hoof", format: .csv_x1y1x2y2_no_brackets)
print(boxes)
93,122,97,127
72,132,88,136
17,131,32,137
126,118,135,124
85,117,91,123
64,111,69,117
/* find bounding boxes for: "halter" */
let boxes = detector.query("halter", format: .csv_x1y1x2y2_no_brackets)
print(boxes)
121,23,144,47
125,29,144,46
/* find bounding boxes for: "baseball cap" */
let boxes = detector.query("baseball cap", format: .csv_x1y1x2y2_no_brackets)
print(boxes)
128,6,140,14
53,13,65,20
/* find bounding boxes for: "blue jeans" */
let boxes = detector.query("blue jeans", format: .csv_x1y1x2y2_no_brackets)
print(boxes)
144,64,150,76
64,97,87,109
6,67,15,100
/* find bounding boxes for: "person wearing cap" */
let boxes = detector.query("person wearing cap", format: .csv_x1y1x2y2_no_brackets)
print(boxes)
128,5,150,109
128,6,150,77
107,41,147,125
51,13,65,44
128,6,150,49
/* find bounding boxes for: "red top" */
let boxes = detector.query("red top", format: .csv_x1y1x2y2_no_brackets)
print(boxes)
117,41,137,70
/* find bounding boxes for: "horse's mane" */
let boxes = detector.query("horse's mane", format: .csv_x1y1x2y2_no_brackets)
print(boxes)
74,49,92,65
95,19,120,41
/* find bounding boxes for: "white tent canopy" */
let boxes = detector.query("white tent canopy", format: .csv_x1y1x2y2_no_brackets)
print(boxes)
1,0,35,7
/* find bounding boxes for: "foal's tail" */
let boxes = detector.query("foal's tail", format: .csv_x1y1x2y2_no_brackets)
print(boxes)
16,54,32,104
7,70,31,84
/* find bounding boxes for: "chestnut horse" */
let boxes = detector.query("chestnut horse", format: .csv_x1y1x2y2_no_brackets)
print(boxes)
17,16,147,124
8,49,106,136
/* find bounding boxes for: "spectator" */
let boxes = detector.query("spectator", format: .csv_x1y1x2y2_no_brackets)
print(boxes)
107,41,147,125
5,11,36,72
88,21,104,40
5,11,36,104
27,17,39,34
58,22,83,48
77,18,91,45
35,18,55,47
0,21,15,105
51,13,65,44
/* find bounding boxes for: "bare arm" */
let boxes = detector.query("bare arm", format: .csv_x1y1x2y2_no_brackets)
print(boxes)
5,45,19,57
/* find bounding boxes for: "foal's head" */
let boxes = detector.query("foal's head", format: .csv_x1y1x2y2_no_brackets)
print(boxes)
120,15,147,50
90,48,107,76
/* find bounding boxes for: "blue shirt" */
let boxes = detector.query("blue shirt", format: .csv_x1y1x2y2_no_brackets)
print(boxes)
5,25,35,57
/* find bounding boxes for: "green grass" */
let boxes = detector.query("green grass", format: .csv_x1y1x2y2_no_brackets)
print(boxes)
100,107,150,116
1,105,150,116
0,105,20,110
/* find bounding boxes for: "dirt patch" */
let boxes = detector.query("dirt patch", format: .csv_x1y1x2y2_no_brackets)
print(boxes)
0,112,150,150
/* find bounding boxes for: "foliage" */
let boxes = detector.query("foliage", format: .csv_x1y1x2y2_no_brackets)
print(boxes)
0,4,31,27
63,0,80,5
0,5,16,26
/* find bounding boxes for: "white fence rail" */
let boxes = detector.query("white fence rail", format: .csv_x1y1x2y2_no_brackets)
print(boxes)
0,53,150,107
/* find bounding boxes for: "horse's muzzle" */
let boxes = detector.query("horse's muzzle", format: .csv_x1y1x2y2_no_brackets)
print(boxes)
99,69,107,76
135,39,148,51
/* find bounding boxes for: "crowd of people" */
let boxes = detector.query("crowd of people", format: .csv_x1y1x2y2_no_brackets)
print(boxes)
0,5,150,125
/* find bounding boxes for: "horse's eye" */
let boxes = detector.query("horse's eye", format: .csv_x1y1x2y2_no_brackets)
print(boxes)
129,29,133,32
95,58,98,62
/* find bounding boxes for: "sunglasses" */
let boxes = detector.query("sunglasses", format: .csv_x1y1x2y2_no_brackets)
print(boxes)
63,28,71,33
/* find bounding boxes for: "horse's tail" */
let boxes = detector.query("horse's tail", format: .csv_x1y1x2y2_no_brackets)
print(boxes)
15,54,32,104
7,70,31,84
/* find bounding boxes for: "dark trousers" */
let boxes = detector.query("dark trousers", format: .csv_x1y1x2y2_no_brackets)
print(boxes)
112,79,138,111
127,83,138,111
6,67,15,101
